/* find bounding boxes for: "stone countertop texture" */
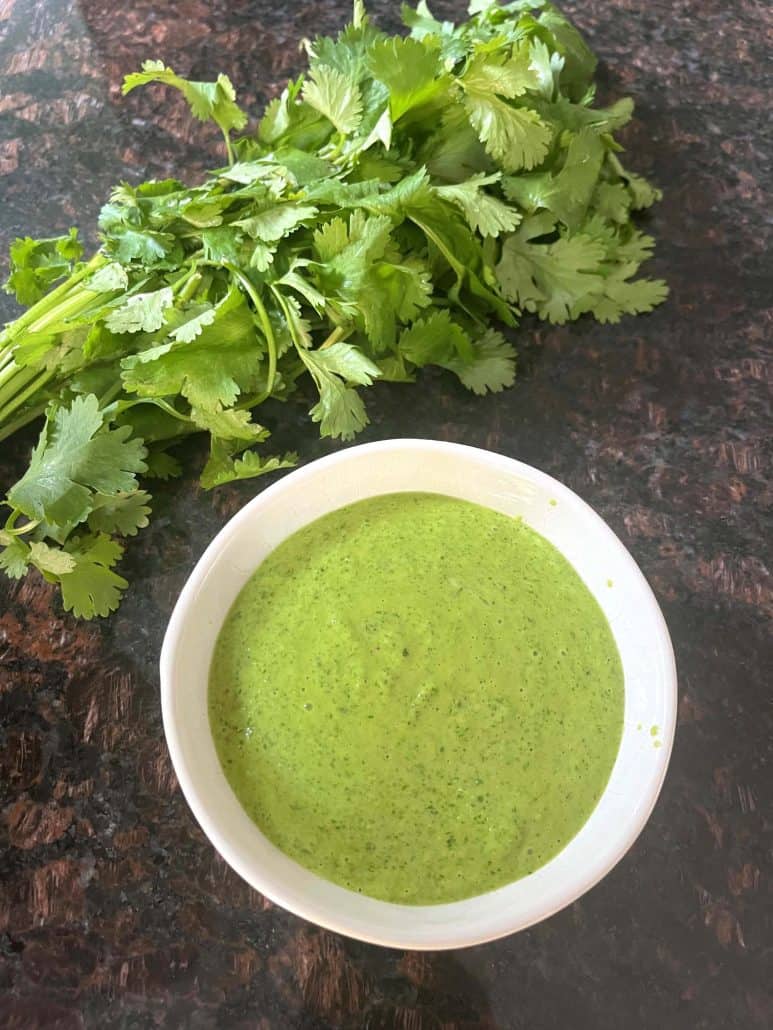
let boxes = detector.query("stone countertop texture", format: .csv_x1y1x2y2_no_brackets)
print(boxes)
0,1,771,1027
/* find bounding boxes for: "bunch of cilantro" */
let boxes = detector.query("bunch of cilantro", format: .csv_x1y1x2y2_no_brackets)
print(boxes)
0,0,667,618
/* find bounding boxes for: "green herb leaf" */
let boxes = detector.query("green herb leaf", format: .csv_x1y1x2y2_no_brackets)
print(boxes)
302,343,380,440
367,37,445,121
200,442,298,489
464,92,551,172
8,395,147,529
435,172,521,237
122,61,247,137
303,65,363,134
104,287,174,334
87,490,153,536
59,534,128,619
447,328,516,394
3,230,83,306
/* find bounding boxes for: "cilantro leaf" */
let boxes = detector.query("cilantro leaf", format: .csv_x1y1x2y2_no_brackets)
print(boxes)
367,37,445,121
59,534,128,619
301,343,380,440
168,303,217,343
447,329,516,394
593,182,632,224
200,441,297,489
502,129,604,228
435,172,521,237
87,490,152,536
3,230,83,306
104,227,178,266
144,449,182,480
236,204,318,242
573,269,669,324
0,538,31,579
528,38,564,100
8,395,147,529
104,287,173,334
463,91,551,172
303,65,363,134
537,7,597,99
357,255,433,350
497,218,605,323
461,48,538,100
422,105,491,182
399,309,473,367
122,61,247,137
190,407,269,442
86,262,129,293
313,217,350,262
121,287,261,409
402,0,454,41
28,541,77,577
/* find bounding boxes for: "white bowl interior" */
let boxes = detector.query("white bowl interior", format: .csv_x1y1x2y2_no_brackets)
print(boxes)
161,440,677,949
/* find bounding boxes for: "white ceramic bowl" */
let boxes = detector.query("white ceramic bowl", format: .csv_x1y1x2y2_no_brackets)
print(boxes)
160,439,677,950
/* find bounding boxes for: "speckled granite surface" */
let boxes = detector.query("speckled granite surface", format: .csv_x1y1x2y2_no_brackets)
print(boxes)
0,1,771,1027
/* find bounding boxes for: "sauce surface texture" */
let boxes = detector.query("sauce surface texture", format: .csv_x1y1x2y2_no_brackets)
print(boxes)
209,493,624,904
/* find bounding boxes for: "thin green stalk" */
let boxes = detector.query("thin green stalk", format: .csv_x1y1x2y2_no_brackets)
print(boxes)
222,129,235,166
319,325,347,350
0,402,47,444
0,363,38,410
225,263,277,396
105,396,191,423
28,287,103,334
0,253,105,345
97,381,123,409
2,511,40,536
177,270,202,304
0,368,54,425
0,359,22,393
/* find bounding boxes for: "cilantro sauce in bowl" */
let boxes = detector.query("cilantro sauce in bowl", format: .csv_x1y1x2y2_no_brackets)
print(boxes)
209,493,623,905
161,441,676,948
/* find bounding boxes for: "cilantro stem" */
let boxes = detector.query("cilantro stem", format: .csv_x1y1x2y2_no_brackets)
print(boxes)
0,362,38,407
225,263,277,396
222,129,235,167
0,253,105,346
0,368,54,425
319,326,346,350
97,381,123,409
28,288,104,335
0,360,19,392
3,512,41,537
0,402,47,444
178,270,202,304
105,396,192,425
269,285,304,353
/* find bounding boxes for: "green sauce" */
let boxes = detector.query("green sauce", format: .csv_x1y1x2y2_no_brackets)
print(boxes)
209,493,624,905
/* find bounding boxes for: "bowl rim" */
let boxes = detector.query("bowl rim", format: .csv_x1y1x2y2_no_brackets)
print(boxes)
160,438,678,949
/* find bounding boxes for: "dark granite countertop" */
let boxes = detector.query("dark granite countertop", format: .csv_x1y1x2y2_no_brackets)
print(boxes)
1,1,771,1027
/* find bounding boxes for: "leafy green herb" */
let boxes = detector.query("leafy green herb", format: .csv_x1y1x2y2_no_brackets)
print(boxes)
0,0,667,617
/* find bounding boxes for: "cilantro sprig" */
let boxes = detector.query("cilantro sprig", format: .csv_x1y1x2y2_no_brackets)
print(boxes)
0,0,667,618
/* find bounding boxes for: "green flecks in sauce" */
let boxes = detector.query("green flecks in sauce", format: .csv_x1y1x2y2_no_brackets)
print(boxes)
650,724,659,737
549,499,558,507
208,493,624,906
606,578,614,588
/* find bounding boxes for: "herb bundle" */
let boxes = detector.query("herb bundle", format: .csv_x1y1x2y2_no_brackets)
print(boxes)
0,0,666,617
